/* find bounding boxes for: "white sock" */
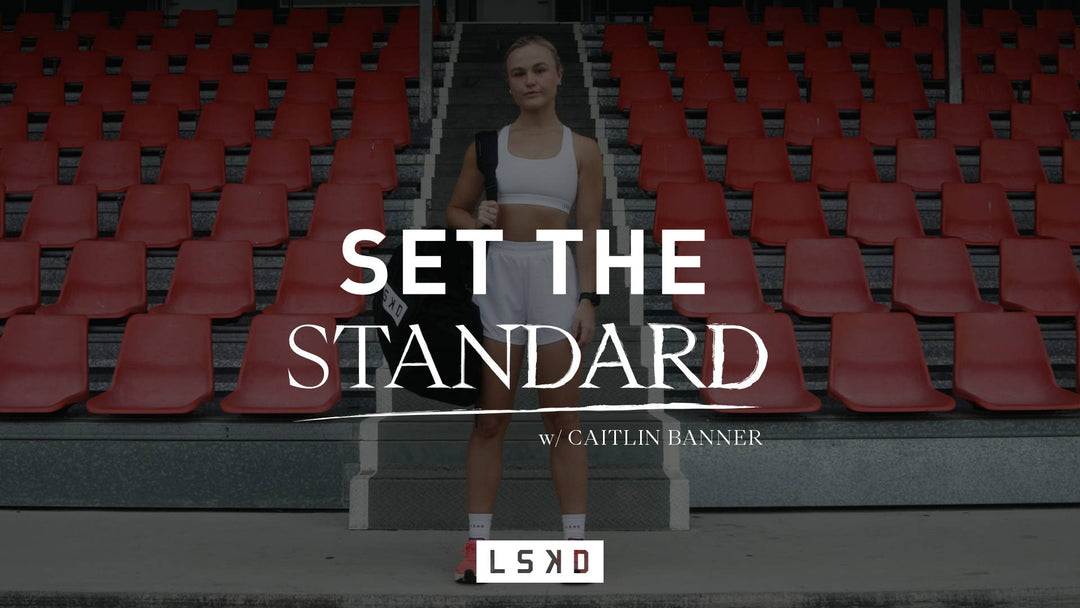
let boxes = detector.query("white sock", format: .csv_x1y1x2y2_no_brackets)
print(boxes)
468,513,492,540
563,513,585,540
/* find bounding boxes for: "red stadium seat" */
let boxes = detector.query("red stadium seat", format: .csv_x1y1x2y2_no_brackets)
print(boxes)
707,6,750,31
671,239,769,317
637,136,707,192
961,27,1003,55
609,46,661,81
808,71,864,110
739,46,790,78
93,30,138,56
268,26,314,53
68,12,109,36
283,71,339,108
1064,140,1080,184
158,139,226,192
602,24,649,53
859,102,918,146
14,76,64,112
940,182,1018,245
841,25,887,53
231,9,273,32
287,8,328,31
651,6,694,32
209,183,289,247
811,137,878,191
892,237,999,316
147,74,201,112
982,8,1021,34
58,51,107,83
0,53,44,83
87,313,214,415
327,25,375,53
819,7,859,31
846,182,923,246
121,50,169,82
245,138,312,191
783,102,841,146
119,103,179,147
962,73,1015,111
704,102,764,146
874,8,914,32
122,10,163,34
377,47,419,79
999,237,1080,315
895,138,963,191
248,48,298,79
829,312,954,412
803,47,854,78
1035,183,1080,244
388,25,421,47
724,136,793,191
722,25,768,53
37,239,146,318
953,312,1080,411
209,27,255,55
0,314,88,413
264,239,365,317
150,29,196,55
781,25,827,53
43,104,102,148
662,24,708,53
19,185,97,247
652,181,731,244
352,71,408,106
680,70,736,110
79,75,132,112
994,48,1041,81
928,8,970,32
73,140,141,192
0,105,27,144
0,240,40,317
113,184,192,248
1030,74,1080,112
0,141,58,193
901,27,944,54
868,47,918,78
935,103,994,147
219,314,341,414
746,71,801,109
195,102,255,146
15,12,57,36
151,239,254,318
700,312,820,413
980,138,1046,191
306,182,386,243
873,71,928,109
617,70,674,112
216,73,269,110
763,6,803,30
1036,9,1077,36
628,101,687,148
272,102,332,147
328,138,397,191
1017,28,1060,56
313,47,365,79
1010,103,1069,147
783,237,889,317
185,49,233,81
343,7,385,31
177,9,219,33
351,100,412,148
395,5,441,36
750,182,829,245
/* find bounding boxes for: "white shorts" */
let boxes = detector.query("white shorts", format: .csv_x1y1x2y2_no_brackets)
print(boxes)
472,240,579,346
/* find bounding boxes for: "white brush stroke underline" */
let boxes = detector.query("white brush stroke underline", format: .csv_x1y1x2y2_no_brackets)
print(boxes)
296,402,760,422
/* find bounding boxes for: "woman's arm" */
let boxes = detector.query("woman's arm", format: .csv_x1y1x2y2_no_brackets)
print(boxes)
571,134,604,346
445,141,495,229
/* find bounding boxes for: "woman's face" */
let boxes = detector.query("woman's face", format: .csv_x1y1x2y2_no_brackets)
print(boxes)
505,43,562,109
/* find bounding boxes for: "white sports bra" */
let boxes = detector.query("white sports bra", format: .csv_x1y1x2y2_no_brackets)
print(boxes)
495,124,578,215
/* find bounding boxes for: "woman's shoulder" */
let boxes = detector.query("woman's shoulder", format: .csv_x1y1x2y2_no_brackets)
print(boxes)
571,131,601,162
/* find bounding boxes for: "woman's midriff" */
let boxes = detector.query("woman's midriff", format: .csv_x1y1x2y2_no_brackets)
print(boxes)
496,204,571,241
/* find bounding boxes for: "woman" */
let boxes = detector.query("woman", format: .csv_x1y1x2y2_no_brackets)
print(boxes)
444,35,604,583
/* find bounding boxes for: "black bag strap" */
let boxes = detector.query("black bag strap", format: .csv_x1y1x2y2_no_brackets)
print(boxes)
475,130,499,202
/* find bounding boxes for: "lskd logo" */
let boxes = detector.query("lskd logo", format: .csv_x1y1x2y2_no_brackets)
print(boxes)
476,540,604,583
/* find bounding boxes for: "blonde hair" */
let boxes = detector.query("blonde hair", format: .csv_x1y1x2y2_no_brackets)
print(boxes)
503,35,563,77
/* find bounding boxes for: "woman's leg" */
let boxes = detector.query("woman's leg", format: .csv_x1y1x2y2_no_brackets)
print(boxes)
465,337,527,513
535,339,588,515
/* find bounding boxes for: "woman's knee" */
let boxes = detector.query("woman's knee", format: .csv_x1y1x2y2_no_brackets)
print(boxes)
541,410,579,434
473,412,512,440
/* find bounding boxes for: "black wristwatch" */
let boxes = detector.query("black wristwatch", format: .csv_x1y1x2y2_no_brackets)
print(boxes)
579,292,601,307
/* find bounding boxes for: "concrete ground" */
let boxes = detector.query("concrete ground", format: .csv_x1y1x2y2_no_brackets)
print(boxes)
0,507,1078,607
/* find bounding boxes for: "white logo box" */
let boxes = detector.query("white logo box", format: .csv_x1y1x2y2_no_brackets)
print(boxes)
476,540,604,583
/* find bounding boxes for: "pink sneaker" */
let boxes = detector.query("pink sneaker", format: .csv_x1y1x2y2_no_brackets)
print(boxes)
454,538,478,583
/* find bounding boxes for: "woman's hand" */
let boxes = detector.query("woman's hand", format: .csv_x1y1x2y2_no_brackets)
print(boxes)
476,200,498,228
571,300,596,347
